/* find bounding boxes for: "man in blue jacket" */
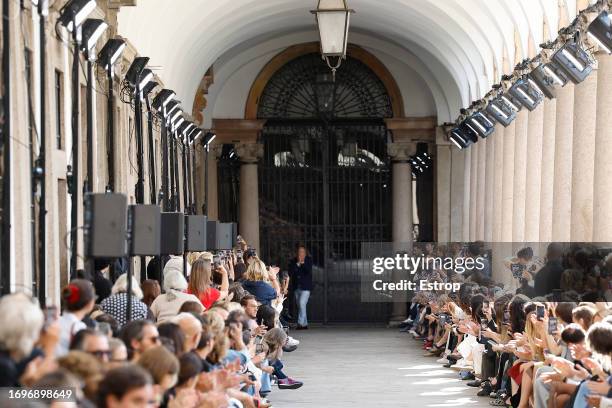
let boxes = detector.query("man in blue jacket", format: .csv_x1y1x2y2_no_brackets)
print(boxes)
288,245,312,330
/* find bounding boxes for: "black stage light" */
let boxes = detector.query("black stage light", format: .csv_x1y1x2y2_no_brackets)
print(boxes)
80,19,107,53
486,97,517,127
552,40,593,84
468,111,495,138
141,81,158,98
125,56,149,88
509,77,544,111
137,68,153,92
165,101,180,118
588,11,612,54
500,92,522,112
528,64,567,99
98,38,126,71
152,89,176,111
58,0,96,31
459,120,479,144
449,128,470,149
202,132,216,148
191,129,204,145
168,109,182,125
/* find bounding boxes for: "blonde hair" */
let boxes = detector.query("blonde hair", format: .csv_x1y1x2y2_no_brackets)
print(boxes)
245,257,268,282
203,311,228,365
188,258,213,296
0,293,44,359
112,274,144,299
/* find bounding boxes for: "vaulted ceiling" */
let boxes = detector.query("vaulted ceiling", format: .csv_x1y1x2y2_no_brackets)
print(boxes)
118,0,592,122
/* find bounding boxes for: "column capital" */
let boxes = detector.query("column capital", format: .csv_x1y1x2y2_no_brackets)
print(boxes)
235,142,264,164
212,119,265,144
387,142,417,162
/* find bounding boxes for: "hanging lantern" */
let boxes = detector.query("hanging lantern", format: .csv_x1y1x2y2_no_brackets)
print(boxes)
311,0,354,78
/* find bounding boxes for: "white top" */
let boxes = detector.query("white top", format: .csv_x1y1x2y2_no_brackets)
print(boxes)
55,312,87,357
150,291,202,323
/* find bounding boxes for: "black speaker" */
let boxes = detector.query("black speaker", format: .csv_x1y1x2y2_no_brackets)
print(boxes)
129,205,161,256
206,220,218,251
217,223,233,250
185,215,207,251
84,193,127,258
160,212,184,255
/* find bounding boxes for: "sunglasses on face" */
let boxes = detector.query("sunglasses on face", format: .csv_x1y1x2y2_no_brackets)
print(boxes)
90,350,111,358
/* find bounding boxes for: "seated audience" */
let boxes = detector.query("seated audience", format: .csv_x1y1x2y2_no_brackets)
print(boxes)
151,269,202,323
101,274,149,327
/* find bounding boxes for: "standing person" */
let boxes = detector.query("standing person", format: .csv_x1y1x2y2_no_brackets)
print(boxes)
288,244,312,330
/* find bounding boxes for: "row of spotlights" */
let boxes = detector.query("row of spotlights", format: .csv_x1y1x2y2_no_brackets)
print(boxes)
57,0,213,149
451,10,612,150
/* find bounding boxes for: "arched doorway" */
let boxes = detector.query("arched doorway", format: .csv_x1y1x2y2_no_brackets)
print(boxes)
256,51,396,323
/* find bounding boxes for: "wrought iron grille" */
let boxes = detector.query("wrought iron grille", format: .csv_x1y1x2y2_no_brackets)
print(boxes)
258,53,393,120
255,54,396,323
258,121,392,323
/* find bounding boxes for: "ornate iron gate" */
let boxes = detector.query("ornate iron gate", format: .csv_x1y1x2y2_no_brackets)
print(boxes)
257,53,393,323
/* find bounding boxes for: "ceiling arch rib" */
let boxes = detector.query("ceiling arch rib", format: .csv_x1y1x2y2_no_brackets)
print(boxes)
163,1,487,111
117,0,556,121
202,31,452,125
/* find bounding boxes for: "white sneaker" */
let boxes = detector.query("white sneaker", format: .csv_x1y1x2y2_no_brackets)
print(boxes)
436,356,449,364
286,336,300,346
408,329,418,337
450,358,473,371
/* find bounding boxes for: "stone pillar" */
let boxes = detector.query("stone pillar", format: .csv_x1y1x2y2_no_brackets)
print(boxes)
492,125,505,243
462,147,472,241
388,141,416,325
476,138,487,240
501,121,516,242
483,136,494,242
593,53,612,241
236,142,264,251
552,84,574,241
512,110,528,242
436,138,452,243
539,98,557,242
570,70,598,241
525,103,544,242
469,142,479,241
449,147,466,242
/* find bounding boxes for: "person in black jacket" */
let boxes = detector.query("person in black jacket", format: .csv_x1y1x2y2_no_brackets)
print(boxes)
288,245,312,330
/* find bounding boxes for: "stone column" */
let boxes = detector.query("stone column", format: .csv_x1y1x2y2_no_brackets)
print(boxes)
236,142,264,252
539,98,557,242
525,103,544,242
462,147,472,241
501,121,516,242
512,110,528,242
476,138,487,240
436,139,452,243
388,141,416,325
593,53,612,241
570,70,598,241
552,84,574,241
450,147,466,242
469,142,479,240
484,136,495,242
492,125,505,243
